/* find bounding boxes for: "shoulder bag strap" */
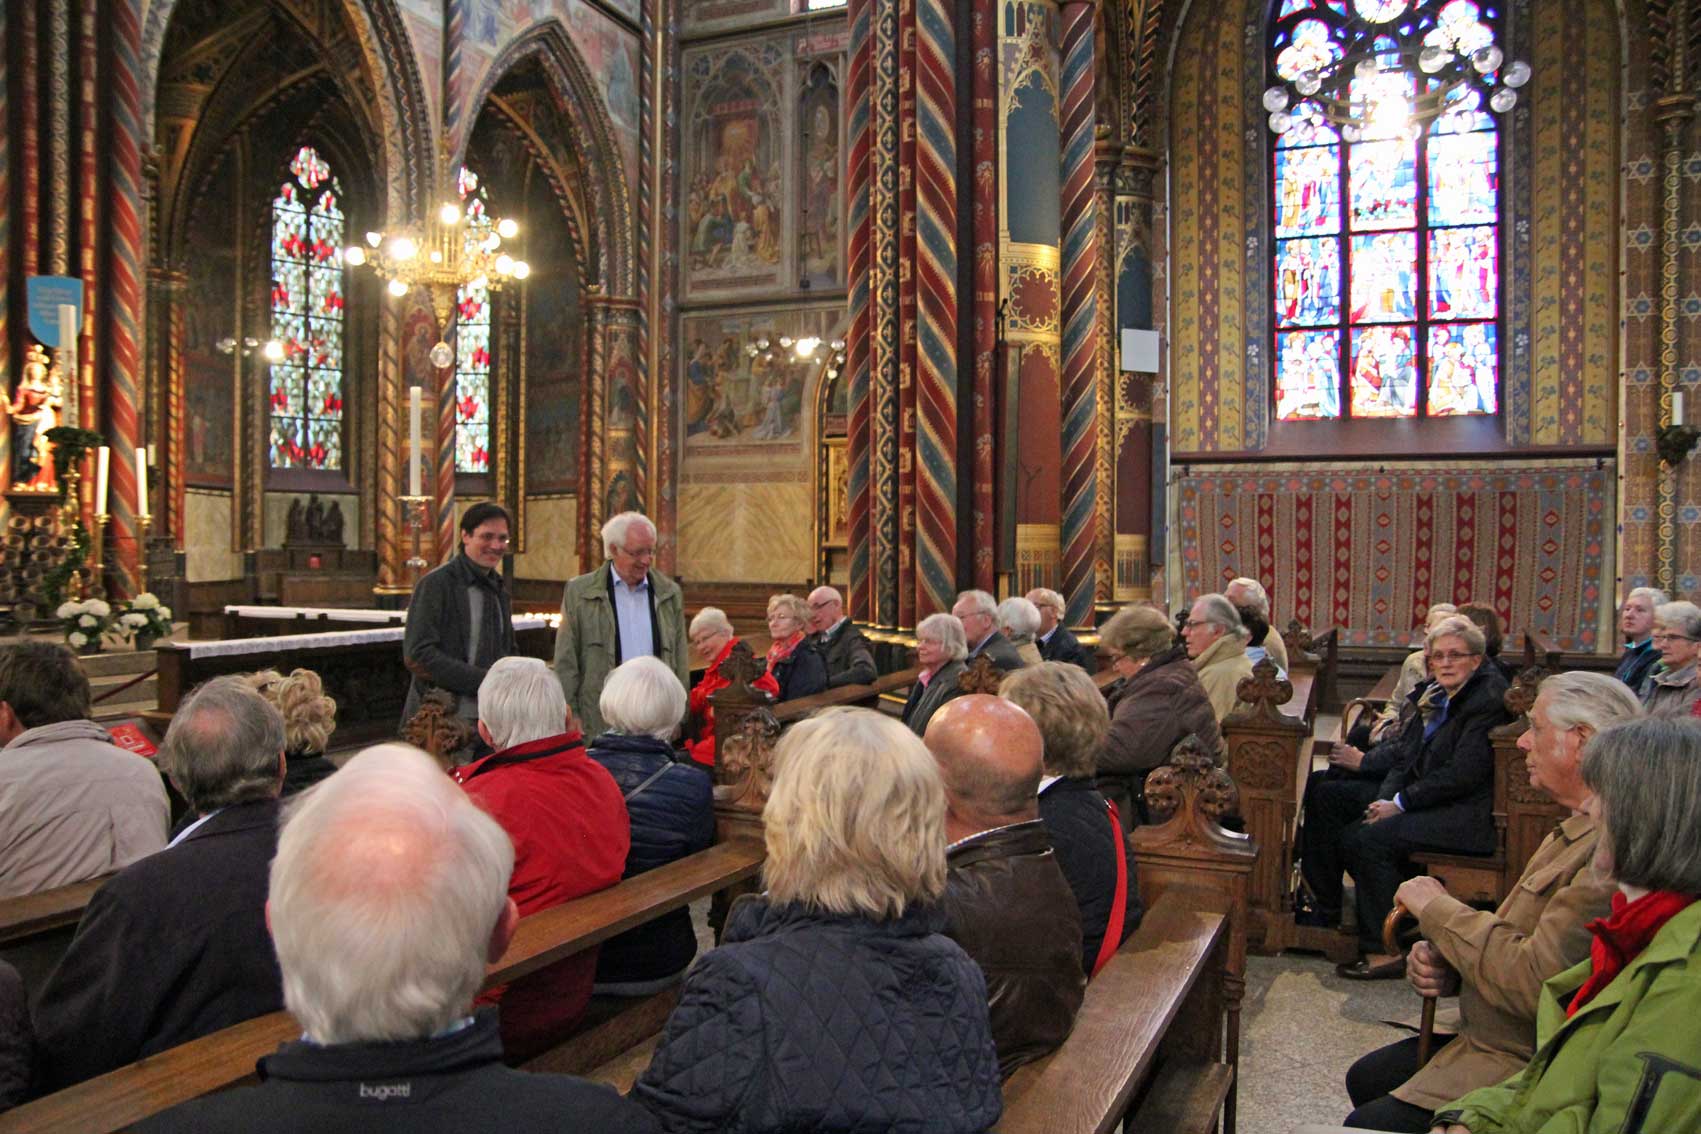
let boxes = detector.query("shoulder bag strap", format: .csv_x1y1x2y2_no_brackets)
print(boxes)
623,761,674,803
1092,798,1130,979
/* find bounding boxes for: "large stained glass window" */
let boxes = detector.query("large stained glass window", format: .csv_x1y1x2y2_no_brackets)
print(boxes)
454,167,493,474
269,146,346,468
1271,1,1501,422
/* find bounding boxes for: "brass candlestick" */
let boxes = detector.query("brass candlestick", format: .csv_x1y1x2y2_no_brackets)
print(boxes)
90,511,110,600
136,512,153,595
400,495,430,588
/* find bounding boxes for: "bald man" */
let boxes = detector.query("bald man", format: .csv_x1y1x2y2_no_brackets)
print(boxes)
925,695,1086,1077
806,586,877,688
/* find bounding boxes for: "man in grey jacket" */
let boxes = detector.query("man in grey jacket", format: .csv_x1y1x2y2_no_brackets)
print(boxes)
401,501,516,730
0,642,168,899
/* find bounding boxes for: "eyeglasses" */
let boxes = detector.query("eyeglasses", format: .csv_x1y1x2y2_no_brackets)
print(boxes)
1427,650,1477,663
809,600,835,610
619,545,656,559
1652,632,1698,643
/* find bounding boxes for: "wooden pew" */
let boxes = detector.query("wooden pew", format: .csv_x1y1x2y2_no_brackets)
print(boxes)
0,840,767,1134
0,876,109,948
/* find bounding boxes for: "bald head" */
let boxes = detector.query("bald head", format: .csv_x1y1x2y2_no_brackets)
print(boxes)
806,586,844,634
924,695,1044,829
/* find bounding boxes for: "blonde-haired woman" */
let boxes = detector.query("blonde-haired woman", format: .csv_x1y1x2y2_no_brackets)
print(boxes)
632,708,1002,1132
246,668,337,795
763,593,827,702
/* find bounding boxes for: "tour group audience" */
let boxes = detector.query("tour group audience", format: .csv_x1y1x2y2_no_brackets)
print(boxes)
1639,599,1701,718
245,667,338,795
806,585,877,687
1226,575,1290,672
761,593,828,701
1184,592,1256,721
997,596,1045,667
901,611,971,734
453,656,629,1061
1348,603,1459,750
953,589,1025,673
0,641,168,899
1027,586,1091,670
683,605,777,766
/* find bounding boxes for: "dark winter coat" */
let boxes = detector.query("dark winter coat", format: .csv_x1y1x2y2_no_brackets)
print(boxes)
901,659,968,736
1095,646,1223,825
586,733,715,984
1038,777,1143,973
401,551,515,723
811,619,877,688
967,630,1025,673
1038,623,1091,670
632,896,1003,1133
0,960,31,1111
768,639,829,703
1370,666,1512,853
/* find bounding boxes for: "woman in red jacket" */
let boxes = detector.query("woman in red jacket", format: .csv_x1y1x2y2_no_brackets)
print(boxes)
684,606,777,768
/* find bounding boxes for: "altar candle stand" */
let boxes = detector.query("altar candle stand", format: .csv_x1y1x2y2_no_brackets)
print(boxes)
90,446,111,599
400,494,430,588
136,445,152,595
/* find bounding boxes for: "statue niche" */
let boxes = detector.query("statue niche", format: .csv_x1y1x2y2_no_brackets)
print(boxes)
7,344,63,492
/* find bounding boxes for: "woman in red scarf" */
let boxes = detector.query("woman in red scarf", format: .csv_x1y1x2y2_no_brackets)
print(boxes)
1429,717,1701,1134
762,594,828,703
684,606,777,768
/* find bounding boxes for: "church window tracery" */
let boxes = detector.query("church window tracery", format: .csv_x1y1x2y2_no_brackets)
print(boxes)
455,166,493,475
268,145,347,469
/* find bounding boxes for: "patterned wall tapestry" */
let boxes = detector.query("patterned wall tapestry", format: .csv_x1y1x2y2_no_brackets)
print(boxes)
1176,460,1613,652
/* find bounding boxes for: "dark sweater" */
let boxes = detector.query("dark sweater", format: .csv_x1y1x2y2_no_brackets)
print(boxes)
1038,777,1143,972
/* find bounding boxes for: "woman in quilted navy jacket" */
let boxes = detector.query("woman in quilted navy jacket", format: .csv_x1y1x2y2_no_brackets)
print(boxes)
631,708,1002,1134
587,658,715,993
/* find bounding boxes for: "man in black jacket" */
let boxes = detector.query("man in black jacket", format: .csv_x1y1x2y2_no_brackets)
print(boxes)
137,743,656,1134
401,501,515,728
1028,587,1091,670
33,677,289,1089
953,590,1026,673
806,585,877,688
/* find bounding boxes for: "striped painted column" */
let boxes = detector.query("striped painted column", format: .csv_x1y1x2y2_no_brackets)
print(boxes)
1057,0,1099,626
911,0,959,618
19,1,39,287
870,0,902,629
895,0,917,632
105,0,146,596
969,0,997,593
443,0,466,159
844,0,873,622
435,334,457,565
47,0,69,275
1091,135,1117,606
75,2,99,532
376,303,403,589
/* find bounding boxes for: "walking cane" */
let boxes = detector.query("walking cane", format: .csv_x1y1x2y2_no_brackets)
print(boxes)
1383,902,1437,1067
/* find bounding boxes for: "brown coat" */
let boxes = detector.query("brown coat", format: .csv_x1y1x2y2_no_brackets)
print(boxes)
1395,811,1613,1110
1096,647,1223,823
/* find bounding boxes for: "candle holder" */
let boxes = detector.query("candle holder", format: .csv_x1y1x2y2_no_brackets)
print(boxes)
136,512,153,595
89,511,111,600
400,495,431,587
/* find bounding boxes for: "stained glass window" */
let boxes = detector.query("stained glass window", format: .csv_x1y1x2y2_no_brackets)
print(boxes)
1270,0,1501,421
269,146,346,469
454,167,493,475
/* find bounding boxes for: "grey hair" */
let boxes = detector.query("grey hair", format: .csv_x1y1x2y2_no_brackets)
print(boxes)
917,612,968,661
808,585,844,608
601,511,657,558
1626,586,1670,609
1193,593,1249,642
954,589,998,618
1653,600,1701,641
764,708,948,919
767,593,812,629
1581,718,1701,893
477,657,566,749
1025,587,1066,615
997,596,1041,642
159,675,285,812
690,606,733,637
1426,614,1487,656
1538,671,1644,736
999,662,1109,779
1227,577,1270,617
600,656,688,742
269,743,515,1045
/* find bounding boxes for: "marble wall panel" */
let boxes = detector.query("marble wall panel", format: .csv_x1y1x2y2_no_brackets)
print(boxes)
515,493,577,580
184,489,244,582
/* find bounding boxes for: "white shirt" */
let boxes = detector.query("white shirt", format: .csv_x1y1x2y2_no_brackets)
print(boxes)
612,573,654,663
167,808,223,848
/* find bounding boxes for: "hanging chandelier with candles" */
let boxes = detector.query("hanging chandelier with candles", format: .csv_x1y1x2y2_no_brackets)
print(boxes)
1265,0,1529,142
343,168,530,366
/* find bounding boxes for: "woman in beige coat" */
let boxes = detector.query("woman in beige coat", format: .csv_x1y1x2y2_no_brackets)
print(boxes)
1182,593,1254,722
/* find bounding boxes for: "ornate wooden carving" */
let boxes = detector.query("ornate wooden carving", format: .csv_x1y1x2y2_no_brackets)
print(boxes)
1231,658,1294,724
715,707,781,813
708,638,777,789
1144,736,1241,827
1281,617,1320,669
957,654,1004,695
1503,666,1548,719
1224,738,1290,792
402,690,474,766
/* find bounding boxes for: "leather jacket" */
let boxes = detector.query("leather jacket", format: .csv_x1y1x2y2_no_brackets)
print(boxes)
943,820,1086,1077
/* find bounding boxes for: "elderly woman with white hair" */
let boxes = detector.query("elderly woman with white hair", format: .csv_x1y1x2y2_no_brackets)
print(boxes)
762,593,828,702
1614,587,1668,693
455,657,630,1060
587,657,714,995
683,606,777,768
632,709,1002,1132
1183,592,1256,721
997,596,1045,668
902,612,971,736
1640,600,1701,719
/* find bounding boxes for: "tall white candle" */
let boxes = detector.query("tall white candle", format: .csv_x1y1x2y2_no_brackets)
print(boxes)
136,446,149,517
1676,389,1687,423
95,446,110,515
409,386,423,497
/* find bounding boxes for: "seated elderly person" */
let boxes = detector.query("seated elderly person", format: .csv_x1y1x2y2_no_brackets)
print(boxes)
1094,605,1223,828
245,667,338,795
587,657,714,994
762,593,828,702
1614,587,1666,693
1336,672,1637,1132
453,657,629,1061
926,695,1086,1076
1640,600,1701,719
633,709,1002,1132
1001,663,1142,975
1184,593,1256,722
998,596,1045,668
0,642,167,899
1225,576,1289,672
1300,616,1511,978
807,585,877,688
1237,602,1286,677
683,606,778,767
953,589,1025,672
34,677,286,1088
902,612,970,736
1456,602,1513,682
1348,604,1460,751
1029,587,1091,670
136,744,656,1133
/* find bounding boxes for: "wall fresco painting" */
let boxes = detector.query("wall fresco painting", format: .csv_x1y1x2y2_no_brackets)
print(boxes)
523,190,584,493
684,41,786,298
683,0,791,36
183,151,237,486
797,61,842,289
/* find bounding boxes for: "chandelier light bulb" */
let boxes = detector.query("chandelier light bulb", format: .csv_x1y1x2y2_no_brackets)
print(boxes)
428,250,443,264
441,203,463,226
512,261,530,279
429,341,455,369
1269,110,1293,134
390,237,418,262
1418,45,1447,73
795,336,821,358
366,231,382,247
1489,86,1517,113
1356,57,1380,79
388,278,410,298
469,275,489,292
497,218,519,239
483,233,501,252
1296,71,1321,96
344,246,366,266
495,254,515,276
1471,45,1503,73
1502,60,1531,87
263,339,285,362
1263,86,1290,113
1341,123,1363,143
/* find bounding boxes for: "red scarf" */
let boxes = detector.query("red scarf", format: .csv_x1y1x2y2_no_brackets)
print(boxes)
766,632,804,668
1567,889,1696,1017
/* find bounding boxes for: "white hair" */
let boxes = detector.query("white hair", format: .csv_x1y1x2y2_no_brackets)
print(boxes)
997,596,1041,640
601,511,658,559
808,585,843,608
269,743,515,1045
1192,593,1249,642
600,656,688,742
1654,600,1701,640
690,606,733,637
1626,586,1670,609
1538,671,1644,735
1226,577,1270,617
954,589,997,617
1025,587,1065,614
477,657,567,749
917,613,968,661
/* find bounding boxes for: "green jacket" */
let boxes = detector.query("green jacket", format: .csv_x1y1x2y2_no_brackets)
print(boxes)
551,561,689,741
1436,898,1701,1134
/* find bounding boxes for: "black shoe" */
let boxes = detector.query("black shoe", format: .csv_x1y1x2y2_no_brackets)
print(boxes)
1336,956,1405,981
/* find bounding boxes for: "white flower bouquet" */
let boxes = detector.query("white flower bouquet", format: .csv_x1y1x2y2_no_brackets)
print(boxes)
57,599,115,651
115,593,173,644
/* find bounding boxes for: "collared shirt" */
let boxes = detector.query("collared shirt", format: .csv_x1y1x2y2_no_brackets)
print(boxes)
1038,775,1063,795
166,808,223,849
1038,626,1057,646
612,573,654,664
820,616,848,644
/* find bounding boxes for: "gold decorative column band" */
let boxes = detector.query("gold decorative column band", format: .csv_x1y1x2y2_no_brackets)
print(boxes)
1655,95,1692,594
1114,532,1149,601
1015,522,1062,596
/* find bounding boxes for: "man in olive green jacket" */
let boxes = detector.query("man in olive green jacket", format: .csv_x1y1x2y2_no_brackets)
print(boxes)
552,512,689,741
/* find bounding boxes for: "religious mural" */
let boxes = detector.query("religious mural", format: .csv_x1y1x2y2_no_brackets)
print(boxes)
183,151,237,487
681,308,840,455
796,61,842,289
684,0,792,36
523,187,583,494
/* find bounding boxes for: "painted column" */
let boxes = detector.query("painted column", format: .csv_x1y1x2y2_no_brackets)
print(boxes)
870,0,902,628
375,301,405,589
47,0,69,276
434,316,456,565
896,0,918,631
163,269,187,547
845,0,874,620
639,0,680,565
1113,143,1159,601
968,0,998,594
74,0,97,535
0,2,10,487
1056,0,1097,625
105,0,147,596
578,287,607,572
1655,94,1692,595
1090,127,1116,611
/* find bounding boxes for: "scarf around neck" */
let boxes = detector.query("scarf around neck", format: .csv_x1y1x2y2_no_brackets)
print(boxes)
1566,889,1697,1017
